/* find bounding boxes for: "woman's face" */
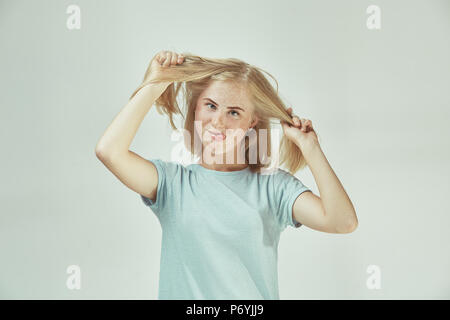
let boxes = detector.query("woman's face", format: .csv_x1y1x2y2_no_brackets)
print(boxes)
194,80,258,162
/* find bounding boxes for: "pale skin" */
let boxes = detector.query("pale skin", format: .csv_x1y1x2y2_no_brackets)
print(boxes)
194,79,358,234
161,51,358,234
281,109,358,234
194,80,259,172
96,50,358,234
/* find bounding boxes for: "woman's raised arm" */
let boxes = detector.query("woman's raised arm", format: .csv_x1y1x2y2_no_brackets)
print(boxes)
95,50,184,201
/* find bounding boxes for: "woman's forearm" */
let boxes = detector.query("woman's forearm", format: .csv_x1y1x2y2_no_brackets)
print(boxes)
301,143,358,231
95,82,169,160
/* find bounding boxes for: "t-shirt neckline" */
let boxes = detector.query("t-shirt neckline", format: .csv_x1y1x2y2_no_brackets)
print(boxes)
190,163,250,175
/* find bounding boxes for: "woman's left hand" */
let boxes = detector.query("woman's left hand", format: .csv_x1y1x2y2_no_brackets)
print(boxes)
281,107,319,153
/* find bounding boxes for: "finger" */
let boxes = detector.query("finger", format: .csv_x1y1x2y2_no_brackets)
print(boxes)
162,52,172,67
157,53,164,64
286,108,296,125
285,108,292,117
287,108,300,127
159,51,168,64
291,116,297,127
159,53,167,65
170,53,178,65
163,52,173,67
302,120,312,132
303,119,310,132
177,54,184,64
300,118,307,131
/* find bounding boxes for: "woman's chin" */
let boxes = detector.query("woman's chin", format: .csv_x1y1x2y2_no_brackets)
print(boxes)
202,140,234,154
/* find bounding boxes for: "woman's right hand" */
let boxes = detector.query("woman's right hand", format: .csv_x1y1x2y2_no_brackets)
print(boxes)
147,50,185,84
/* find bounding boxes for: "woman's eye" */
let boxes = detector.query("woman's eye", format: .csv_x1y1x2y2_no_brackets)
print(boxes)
206,103,239,117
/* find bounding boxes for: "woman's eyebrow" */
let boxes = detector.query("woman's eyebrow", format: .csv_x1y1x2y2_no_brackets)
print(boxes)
203,98,245,112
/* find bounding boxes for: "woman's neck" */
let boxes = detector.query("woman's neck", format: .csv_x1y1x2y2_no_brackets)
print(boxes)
198,162,249,172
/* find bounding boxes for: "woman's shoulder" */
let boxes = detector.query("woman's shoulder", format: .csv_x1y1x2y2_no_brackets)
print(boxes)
145,158,193,176
257,166,308,189
258,166,292,178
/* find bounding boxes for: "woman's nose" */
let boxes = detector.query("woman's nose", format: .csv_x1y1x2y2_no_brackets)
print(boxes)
212,112,226,128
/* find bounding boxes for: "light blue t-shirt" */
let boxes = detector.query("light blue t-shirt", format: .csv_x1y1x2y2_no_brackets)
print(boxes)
140,158,311,300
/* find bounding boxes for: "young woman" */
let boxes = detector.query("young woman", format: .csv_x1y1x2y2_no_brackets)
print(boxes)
95,50,358,300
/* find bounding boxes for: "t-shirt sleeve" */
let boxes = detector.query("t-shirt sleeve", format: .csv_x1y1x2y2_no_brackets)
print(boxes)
139,158,181,218
271,168,312,231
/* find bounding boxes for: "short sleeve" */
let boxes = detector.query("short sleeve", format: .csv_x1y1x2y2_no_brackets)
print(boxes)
139,158,182,217
270,168,311,231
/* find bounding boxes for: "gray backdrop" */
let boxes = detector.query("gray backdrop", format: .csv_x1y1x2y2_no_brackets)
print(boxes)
1,0,449,299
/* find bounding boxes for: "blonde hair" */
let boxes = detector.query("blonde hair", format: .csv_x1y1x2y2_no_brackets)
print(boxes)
130,52,317,174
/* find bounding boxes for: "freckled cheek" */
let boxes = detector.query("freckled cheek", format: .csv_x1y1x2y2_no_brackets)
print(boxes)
193,111,207,131
193,112,242,138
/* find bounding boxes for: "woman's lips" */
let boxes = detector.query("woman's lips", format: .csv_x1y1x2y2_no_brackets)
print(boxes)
208,130,226,141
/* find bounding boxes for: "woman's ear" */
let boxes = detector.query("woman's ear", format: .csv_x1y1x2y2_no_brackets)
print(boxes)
250,116,259,129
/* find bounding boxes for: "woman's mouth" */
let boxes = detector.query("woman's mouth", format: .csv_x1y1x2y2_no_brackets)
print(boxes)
208,130,226,141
